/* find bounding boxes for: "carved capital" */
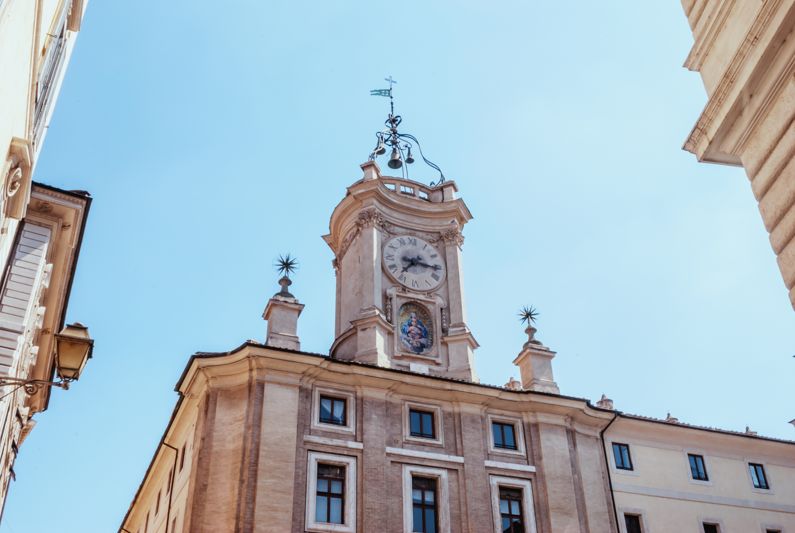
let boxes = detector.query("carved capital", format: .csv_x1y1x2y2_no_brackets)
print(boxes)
438,229,464,248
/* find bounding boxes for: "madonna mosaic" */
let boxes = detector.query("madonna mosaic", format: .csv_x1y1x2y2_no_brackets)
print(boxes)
398,302,434,356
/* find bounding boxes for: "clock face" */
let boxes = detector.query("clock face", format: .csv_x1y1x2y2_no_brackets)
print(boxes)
383,235,446,291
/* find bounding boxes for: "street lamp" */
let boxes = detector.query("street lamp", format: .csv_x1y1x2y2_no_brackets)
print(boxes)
0,322,93,393
54,322,93,381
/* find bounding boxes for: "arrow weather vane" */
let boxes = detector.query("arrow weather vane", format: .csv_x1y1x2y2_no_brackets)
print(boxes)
368,76,445,185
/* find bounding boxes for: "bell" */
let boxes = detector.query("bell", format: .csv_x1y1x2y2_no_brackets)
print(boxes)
374,139,386,156
388,147,403,169
405,147,415,164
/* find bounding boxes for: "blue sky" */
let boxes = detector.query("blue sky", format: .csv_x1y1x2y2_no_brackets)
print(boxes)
3,1,794,532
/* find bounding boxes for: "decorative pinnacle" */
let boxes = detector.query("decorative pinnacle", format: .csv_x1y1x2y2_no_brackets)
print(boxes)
518,306,539,325
275,253,298,278
273,254,298,298
519,306,541,346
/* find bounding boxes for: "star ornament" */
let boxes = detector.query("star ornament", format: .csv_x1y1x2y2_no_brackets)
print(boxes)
275,253,299,277
518,305,539,325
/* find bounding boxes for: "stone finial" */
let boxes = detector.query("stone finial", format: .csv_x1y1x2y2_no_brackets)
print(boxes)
504,377,522,391
513,306,558,394
745,426,758,436
665,413,679,423
596,394,614,410
263,255,304,350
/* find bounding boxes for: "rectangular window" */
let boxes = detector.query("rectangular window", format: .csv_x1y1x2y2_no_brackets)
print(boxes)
499,487,524,532
612,443,633,470
319,395,347,426
409,409,436,439
315,464,345,524
412,477,438,533
688,454,708,481
703,523,719,533
749,463,769,489
624,514,642,533
492,422,517,450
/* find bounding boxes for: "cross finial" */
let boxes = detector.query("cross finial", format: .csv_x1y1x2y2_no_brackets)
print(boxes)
384,76,397,90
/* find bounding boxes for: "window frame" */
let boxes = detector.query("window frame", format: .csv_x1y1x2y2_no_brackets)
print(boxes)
623,513,644,533
411,476,438,533
612,442,634,471
488,475,537,533
687,453,709,482
319,395,348,427
305,452,357,533
402,465,450,533
311,386,356,435
487,414,526,457
748,462,770,490
403,401,443,446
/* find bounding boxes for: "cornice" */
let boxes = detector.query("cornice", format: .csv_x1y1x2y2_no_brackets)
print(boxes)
683,0,787,163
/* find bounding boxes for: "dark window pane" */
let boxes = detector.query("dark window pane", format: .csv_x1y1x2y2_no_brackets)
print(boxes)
612,443,633,470
319,396,346,425
624,514,642,533
315,496,328,522
493,423,503,447
703,523,719,533
410,411,421,435
329,497,343,524
410,409,435,438
689,454,708,481
749,463,769,489
504,425,516,449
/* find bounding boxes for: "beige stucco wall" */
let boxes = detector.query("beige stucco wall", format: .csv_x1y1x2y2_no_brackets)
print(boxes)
607,417,795,532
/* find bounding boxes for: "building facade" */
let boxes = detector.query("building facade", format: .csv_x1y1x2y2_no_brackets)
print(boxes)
0,0,91,518
120,160,795,533
680,0,795,309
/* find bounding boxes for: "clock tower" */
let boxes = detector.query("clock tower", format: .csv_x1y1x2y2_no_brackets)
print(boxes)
324,159,478,382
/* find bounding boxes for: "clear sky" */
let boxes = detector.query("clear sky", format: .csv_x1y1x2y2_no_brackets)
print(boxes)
2,1,794,532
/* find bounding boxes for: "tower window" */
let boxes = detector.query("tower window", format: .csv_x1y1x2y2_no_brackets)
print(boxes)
409,409,436,439
492,422,517,450
703,523,720,533
315,464,345,524
305,452,356,531
688,454,708,481
612,443,633,471
499,487,525,532
319,395,346,426
411,476,438,533
624,513,643,533
749,463,769,489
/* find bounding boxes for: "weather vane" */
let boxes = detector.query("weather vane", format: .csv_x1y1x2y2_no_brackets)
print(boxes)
369,76,445,185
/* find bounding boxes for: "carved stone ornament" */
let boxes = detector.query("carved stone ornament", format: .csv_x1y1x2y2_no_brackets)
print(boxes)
384,295,393,323
336,208,389,263
3,138,33,221
438,228,464,248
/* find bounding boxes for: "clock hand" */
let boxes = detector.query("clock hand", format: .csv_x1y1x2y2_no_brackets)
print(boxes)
401,255,417,272
415,260,441,270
